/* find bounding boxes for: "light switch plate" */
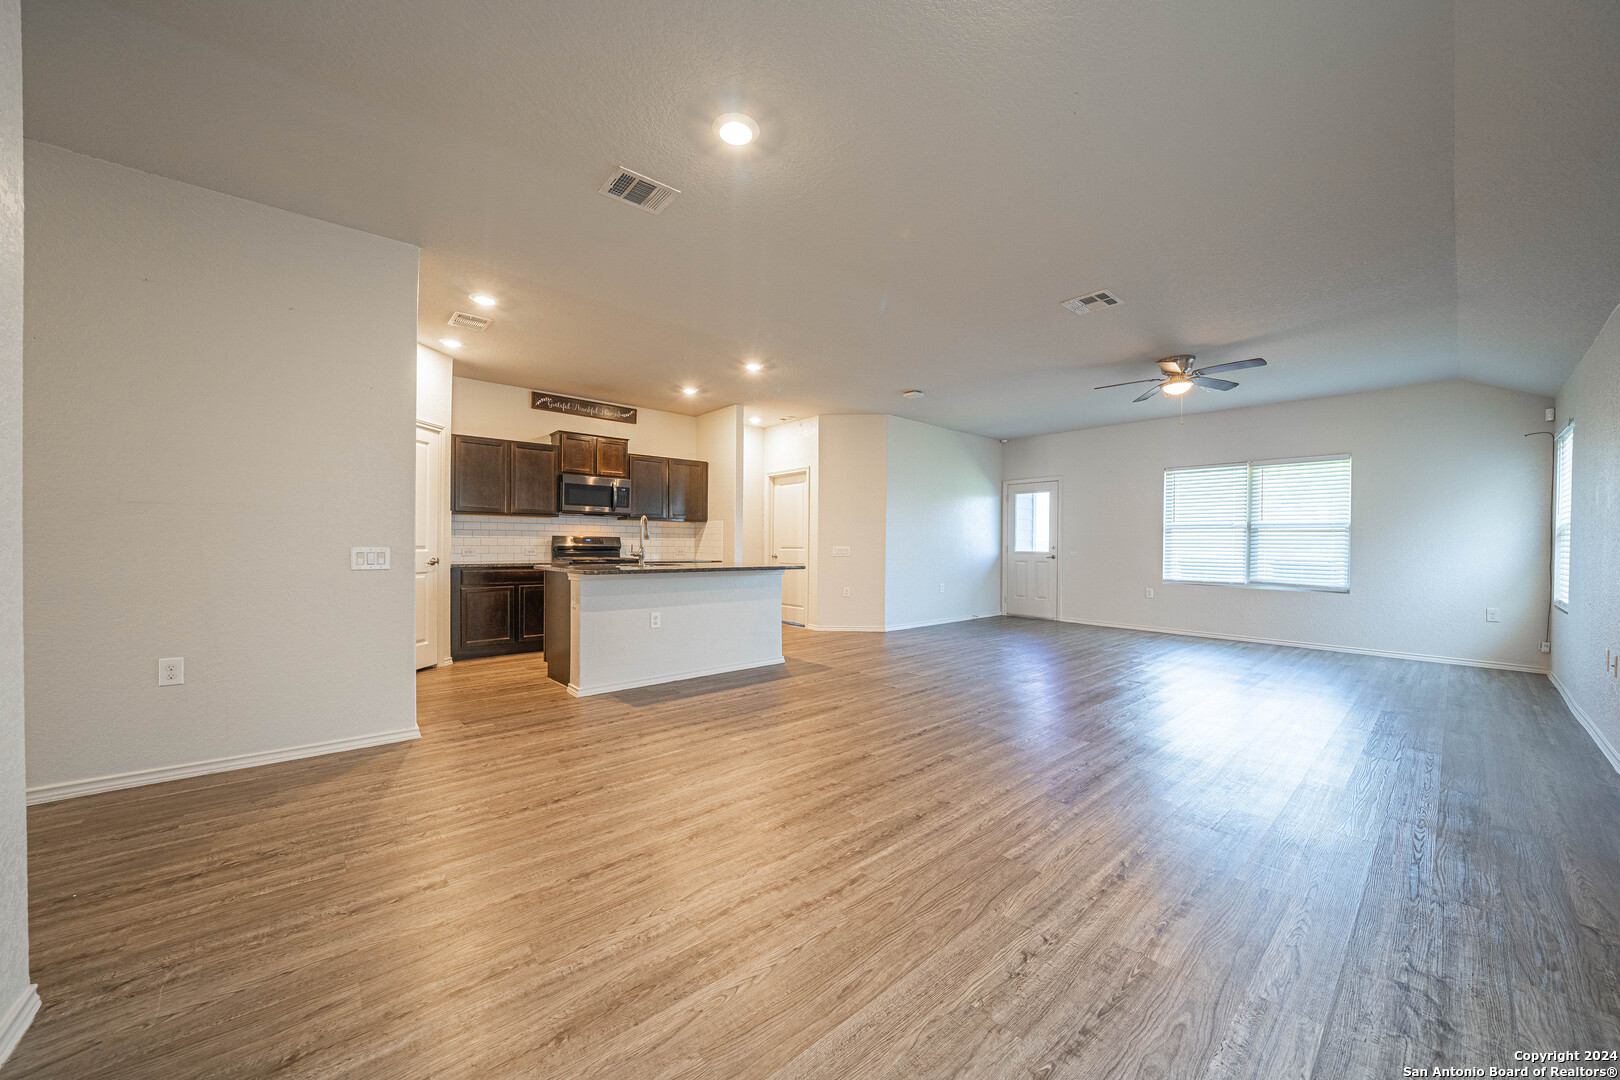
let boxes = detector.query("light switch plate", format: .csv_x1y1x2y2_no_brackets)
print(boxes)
832,546,851,557
351,547,391,570
1486,607,1500,623
1145,587,1155,598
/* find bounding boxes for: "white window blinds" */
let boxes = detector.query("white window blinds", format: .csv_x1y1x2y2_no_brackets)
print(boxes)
1164,457,1352,591
1553,424,1573,610
1163,464,1249,585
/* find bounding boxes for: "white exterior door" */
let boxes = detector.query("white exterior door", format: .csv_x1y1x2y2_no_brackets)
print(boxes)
415,423,444,669
1004,481,1058,619
770,470,810,625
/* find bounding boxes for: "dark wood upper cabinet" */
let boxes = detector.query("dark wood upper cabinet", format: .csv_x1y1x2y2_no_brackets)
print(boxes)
451,435,510,514
628,454,669,518
595,437,630,478
553,431,597,475
667,458,709,522
509,441,558,516
551,430,630,477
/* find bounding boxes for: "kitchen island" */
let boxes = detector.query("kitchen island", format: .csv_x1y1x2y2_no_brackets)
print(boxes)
543,563,803,697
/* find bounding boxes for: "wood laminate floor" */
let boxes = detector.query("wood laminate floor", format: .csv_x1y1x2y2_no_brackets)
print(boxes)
8,620,1620,1078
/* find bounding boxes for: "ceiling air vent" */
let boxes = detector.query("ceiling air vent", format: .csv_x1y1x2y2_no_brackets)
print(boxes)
1061,290,1123,315
448,311,492,331
599,167,681,215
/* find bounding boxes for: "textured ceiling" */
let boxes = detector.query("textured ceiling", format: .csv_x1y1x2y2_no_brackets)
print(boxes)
20,0,1620,437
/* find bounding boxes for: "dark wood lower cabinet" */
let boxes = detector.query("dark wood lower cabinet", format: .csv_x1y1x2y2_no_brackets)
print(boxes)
452,567,547,660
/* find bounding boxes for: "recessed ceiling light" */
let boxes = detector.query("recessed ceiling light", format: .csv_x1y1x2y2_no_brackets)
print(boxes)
744,361,764,373
681,386,698,396
749,416,763,425
439,337,462,350
901,389,925,398
469,293,497,308
714,113,759,146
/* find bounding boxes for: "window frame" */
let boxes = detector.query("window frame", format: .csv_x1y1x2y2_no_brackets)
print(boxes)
1162,454,1352,593
1553,422,1573,613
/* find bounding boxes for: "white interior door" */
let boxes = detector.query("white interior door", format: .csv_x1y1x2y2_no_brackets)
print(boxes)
415,423,444,669
769,470,809,625
1004,481,1059,619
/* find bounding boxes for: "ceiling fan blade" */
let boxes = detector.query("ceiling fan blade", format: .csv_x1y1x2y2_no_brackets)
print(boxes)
1194,357,1266,376
1192,376,1238,390
1132,385,1163,403
1093,378,1164,390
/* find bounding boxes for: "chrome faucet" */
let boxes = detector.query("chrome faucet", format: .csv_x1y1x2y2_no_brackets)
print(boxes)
638,515,649,565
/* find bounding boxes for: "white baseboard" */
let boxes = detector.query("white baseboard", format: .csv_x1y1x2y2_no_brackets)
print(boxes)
883,612,1004,632
0,984,39,1069
25,727,422,805
567,656,785,697
1058,617,1551,674
805,624,887,633
1549,672,1620,775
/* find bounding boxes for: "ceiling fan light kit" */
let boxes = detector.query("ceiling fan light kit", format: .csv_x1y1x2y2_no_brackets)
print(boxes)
1097,355,1268,403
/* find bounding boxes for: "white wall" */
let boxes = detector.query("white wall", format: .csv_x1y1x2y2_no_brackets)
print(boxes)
24,143,421,799
0,0,34,1062
696,405,742,563
452,376,695,458
417,345,453,666
885,417,1002,630
1553,302,1620,761
814,415,888,630
1004,379,1552,670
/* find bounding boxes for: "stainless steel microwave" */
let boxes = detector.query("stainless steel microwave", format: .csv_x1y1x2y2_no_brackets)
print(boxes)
559,473,632,515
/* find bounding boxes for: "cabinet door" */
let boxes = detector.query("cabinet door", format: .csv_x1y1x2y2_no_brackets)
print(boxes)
452,435,510,514
460,585,516,647
628,454,669,518
554,432,597,475
667,459,709,522
518,584,546,643
595,437,630,478
509,441,558,515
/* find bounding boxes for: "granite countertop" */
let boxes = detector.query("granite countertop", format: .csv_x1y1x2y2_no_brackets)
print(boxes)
550,562,805,575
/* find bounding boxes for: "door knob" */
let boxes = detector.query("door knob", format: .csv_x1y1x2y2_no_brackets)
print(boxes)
428,557,439,565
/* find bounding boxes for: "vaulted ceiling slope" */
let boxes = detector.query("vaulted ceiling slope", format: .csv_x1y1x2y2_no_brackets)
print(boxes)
21,0,1620,437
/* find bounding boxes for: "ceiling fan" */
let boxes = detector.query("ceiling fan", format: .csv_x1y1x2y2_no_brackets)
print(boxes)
1095,354,1267,402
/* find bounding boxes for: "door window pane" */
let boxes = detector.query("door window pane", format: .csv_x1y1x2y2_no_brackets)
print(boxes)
1013,491,1050,553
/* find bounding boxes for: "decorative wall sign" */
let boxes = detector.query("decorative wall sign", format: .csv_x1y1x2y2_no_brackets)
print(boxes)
530,391,637,424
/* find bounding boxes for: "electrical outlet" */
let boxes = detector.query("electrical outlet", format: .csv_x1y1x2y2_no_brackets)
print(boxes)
1540,641,1551,653
1485,607,1500,623
938,582,945,593
1145,587,1154,599
842,586,851,597
158,658,184,686
649,612,662,629
350,547,391,570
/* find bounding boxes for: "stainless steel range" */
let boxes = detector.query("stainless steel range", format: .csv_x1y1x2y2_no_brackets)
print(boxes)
548,535,639,566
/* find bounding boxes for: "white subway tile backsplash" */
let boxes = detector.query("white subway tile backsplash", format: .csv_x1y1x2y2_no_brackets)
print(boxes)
450,513,724,565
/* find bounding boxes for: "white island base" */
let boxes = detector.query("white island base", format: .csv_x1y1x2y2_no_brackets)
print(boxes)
544,566,790,697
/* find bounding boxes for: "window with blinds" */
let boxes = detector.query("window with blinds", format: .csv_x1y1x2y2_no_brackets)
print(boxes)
1163,456,1352,591
1553,424,1573,611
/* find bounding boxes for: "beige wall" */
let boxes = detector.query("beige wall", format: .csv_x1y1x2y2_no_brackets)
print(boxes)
742,424,764,565
1004,379,1553,670
417,345,453,666
23,143,421,798
0,0,33,1059
452,376,694,458
696,405,742,564
1552,302,1620,763
814,415,887,630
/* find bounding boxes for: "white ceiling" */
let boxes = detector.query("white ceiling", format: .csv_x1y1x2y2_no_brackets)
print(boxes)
21,0,1620,437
